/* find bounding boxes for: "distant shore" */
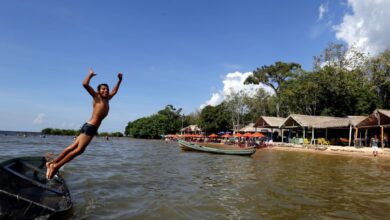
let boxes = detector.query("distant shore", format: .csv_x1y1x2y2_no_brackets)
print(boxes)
195,142,390,159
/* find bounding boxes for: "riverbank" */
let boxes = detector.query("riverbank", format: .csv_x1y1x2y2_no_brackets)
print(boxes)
196,142,390,159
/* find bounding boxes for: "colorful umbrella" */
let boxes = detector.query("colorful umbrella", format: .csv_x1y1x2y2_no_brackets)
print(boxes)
221,134,232,138
209,133,218,138
252,132,265,138
242,132,253,138
234,133,243,137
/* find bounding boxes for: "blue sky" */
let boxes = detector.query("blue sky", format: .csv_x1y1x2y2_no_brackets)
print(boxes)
1,0,386,132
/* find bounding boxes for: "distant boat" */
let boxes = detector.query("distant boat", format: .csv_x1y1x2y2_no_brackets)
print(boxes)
0,157,72,219
179,140,256,156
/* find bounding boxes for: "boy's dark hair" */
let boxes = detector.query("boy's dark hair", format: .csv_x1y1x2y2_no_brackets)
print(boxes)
97,83,109,91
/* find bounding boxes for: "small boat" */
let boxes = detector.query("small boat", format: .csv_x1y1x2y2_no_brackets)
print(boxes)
179,140,256,156
0,157,72,219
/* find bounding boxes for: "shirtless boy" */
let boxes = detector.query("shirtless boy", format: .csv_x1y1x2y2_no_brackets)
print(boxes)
46,68,122,179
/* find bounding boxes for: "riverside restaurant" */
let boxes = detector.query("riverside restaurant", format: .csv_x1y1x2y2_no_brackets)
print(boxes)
257,109,389,148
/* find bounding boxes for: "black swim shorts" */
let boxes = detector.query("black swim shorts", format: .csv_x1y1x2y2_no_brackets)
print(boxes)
80,123,98,136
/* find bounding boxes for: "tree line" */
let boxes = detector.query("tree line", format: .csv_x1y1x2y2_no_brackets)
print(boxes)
126,43,390,138
41,128,124,137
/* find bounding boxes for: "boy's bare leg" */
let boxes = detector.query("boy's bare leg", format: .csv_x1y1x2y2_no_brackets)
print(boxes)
52,136,81,163
46,136,80,169
47,134,93,179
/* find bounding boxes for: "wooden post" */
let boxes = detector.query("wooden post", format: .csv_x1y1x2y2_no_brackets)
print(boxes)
325,128,328,139
348,125,352,146
381,126,384,149
355,128,358,146
303,127,305,140
365,129,368,146
281,128,284,143
312,127,315,143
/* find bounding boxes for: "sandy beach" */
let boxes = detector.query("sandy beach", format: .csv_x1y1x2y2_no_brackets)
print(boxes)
196,142,390,159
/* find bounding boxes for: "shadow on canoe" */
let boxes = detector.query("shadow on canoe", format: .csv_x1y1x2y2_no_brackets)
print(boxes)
0,157,72,220
178,140,256,156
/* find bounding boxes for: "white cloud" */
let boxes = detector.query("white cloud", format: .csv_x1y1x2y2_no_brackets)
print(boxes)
33,113,45,125
318,3,328,21
200,71,273,109
334,0,390,55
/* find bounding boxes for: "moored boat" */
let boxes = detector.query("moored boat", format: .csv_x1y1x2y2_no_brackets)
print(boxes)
0,157,72,220
179,140,255,156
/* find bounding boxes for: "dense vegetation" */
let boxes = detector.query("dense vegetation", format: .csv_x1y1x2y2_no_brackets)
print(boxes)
41,128,124,137
126,44,390,138
125,105,193,138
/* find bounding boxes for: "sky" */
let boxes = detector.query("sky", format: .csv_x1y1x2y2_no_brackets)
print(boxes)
1,0,390,132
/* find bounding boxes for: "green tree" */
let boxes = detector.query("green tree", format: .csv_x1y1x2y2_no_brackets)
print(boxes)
243,88,271,121
125,105,184,138
367,48,390,109
225,90,248,132
199,103,231,134
245,61,302,117
313,66,377,116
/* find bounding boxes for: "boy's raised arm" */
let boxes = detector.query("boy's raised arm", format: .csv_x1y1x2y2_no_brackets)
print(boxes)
109,73,123,99
83,68,98,97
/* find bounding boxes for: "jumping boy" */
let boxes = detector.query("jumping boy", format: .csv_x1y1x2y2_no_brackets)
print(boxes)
46,68,122,179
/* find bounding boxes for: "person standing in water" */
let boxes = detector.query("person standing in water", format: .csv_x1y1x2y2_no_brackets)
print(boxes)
371,135,379,157
46,68,123,179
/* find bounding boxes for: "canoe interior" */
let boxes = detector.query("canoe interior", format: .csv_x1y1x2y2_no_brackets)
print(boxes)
0,157,72,220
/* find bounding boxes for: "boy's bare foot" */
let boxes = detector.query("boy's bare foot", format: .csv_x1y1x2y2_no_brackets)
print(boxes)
47,163,58,180
46,164,51,179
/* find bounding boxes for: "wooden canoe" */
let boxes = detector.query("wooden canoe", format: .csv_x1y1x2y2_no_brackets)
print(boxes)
0,157,72,219
179,140,255,156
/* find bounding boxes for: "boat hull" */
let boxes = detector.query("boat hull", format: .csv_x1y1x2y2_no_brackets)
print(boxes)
0,157,72,220
178,140,255,156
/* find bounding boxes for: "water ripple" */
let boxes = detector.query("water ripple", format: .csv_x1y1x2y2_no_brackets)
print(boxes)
2,136,390,219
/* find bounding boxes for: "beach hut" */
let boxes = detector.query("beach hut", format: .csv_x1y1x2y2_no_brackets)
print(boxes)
180,125,202,135
238,123,258,133
356,109,390,148
254,116,286,141
280,114,351,145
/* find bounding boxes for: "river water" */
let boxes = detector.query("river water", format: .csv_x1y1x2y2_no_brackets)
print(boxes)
1,135,390,219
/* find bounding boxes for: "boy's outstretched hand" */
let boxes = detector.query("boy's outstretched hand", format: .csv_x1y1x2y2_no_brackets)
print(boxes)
118,73,123,80
89,68,97,77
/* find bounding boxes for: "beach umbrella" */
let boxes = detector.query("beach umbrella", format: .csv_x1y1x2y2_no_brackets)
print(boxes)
252,132,265,138
209,133,218,138
221,134,232,138
234,133,243,137
243,132,253,138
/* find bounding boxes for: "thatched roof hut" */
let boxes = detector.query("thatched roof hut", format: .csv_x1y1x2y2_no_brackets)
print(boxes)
255,116,286,128
281,114,350,129
355,109,390,147
348,116,367,127
239,123,260,132
180,125,202,134
356,109,390,128
280,114,368,146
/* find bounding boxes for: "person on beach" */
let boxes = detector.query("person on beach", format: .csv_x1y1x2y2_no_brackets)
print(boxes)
371,135,379,157
46,68,123,179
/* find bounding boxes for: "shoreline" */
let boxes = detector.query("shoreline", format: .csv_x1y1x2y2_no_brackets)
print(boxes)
193,142,390,159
